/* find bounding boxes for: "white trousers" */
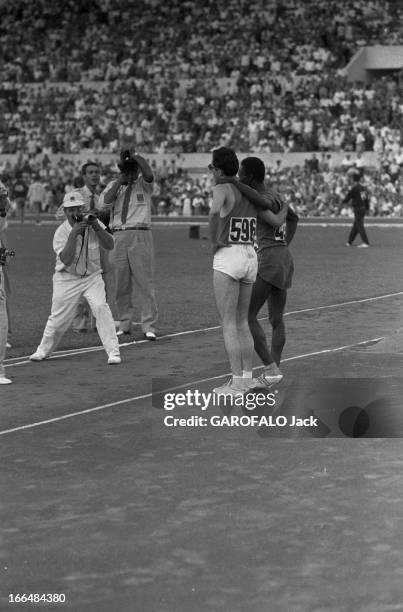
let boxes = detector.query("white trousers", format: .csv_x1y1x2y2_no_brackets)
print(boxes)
36,271,119,357
72,252,117,330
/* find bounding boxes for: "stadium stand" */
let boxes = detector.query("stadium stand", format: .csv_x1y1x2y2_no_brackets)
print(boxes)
1,0,403,216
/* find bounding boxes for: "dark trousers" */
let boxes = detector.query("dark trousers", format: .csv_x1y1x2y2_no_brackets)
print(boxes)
348,207,369,245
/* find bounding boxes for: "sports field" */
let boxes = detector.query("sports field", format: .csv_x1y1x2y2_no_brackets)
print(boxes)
1,219,403,611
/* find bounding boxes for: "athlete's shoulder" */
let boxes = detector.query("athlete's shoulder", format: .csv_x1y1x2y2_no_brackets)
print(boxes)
212,183,231,193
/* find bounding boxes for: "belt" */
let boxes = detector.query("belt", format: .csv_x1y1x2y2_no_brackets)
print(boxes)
113,225,151,232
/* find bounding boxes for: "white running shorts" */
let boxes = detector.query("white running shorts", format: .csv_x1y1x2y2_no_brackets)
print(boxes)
213,244,257,284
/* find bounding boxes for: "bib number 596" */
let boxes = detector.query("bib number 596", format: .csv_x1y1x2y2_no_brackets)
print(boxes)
229,217,256,243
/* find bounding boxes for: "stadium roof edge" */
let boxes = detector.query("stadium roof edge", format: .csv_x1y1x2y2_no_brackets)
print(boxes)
346,46,403,82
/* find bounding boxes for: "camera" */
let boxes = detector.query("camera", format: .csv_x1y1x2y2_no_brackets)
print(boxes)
119,149,138,175
72,212,97,224
0,247,15,266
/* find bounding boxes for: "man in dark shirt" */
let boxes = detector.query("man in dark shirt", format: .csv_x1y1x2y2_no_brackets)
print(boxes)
343,172,370,247
12,176,29,224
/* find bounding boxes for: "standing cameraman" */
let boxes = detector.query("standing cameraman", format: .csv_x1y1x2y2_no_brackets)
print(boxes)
0,181,12,384
30,192,121,365
101,148,158,340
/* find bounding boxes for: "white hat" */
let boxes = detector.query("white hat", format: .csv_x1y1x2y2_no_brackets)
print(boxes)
62,192,84,207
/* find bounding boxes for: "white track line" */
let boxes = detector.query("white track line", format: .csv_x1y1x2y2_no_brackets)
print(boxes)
151,222,403,228
285,291,403,316
4,291,403,367
0,336,383,436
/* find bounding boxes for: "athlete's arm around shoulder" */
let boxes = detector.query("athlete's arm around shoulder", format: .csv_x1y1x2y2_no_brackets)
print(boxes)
216,176,272,210
257,198,288,227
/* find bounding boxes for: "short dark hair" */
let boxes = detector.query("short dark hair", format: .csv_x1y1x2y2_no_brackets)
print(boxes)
352,171,361,182
212,147,239,177
81,161,99,176
241,157,266,183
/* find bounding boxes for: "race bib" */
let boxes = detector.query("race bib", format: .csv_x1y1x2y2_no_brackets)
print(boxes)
228,217,256,243
274,222,287,242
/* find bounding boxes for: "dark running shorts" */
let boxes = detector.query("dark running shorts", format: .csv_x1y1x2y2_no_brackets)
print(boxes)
257,246,294,290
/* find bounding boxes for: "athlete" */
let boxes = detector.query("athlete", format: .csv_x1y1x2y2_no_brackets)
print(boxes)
217,157,298,388
209,148,288,396
343,172,370,247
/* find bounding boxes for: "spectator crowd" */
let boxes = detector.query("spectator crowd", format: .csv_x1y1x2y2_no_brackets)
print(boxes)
1,151,403,219
1,0,403,217
1,0,403,157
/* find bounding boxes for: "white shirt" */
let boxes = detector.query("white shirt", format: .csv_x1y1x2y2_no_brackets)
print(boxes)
53,220,107,277
102,176,154,229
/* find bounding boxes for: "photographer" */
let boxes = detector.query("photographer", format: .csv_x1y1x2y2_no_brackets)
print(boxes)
55,161,116,333
0,181,12,384
101,147,158,340
30,192,121,365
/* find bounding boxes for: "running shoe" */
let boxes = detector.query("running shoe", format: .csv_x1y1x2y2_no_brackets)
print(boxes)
253,366,283,389
213,377,247,397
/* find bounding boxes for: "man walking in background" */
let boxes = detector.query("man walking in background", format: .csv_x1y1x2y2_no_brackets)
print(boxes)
12,174,29,224
344,172,370,247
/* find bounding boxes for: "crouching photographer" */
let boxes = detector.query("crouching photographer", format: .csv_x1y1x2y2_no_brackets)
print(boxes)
30,192,121,365
0,181,13,384
101,147,158,340
55,161,115,333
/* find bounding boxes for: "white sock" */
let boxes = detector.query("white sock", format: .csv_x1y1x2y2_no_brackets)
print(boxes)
243,371,253,378
233,375,244,385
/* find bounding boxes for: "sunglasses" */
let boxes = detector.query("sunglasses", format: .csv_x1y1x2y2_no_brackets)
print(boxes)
208,163,218,171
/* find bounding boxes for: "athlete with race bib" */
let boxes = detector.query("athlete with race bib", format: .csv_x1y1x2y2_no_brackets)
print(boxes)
208,148,288,396
216,156,298,389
